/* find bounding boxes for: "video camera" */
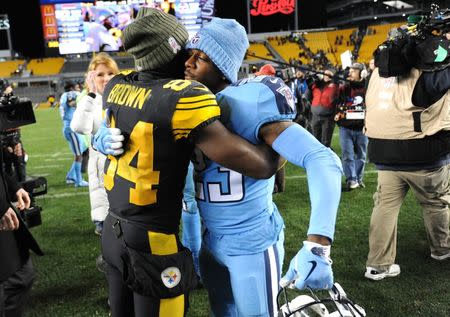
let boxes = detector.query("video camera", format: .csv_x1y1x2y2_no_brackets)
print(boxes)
18,177,47,228
276,67,296,81
374,3,450,77
0,94,36,131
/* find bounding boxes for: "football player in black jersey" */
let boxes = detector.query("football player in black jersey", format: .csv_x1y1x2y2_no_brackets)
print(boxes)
92,8,280,317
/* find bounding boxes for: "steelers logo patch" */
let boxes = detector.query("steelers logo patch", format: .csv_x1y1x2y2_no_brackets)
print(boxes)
161,267,181,288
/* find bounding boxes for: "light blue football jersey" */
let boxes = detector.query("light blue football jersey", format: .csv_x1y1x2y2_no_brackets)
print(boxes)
60,91,79,128
195,76,296,254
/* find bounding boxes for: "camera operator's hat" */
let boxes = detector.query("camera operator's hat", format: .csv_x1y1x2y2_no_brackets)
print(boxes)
350,62,364,71
255,64,276,76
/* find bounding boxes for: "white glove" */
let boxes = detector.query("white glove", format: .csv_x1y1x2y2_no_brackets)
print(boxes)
280,241,333,290
93,120,125,156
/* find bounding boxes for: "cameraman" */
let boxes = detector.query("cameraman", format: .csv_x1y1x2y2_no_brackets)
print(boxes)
364,42,450,280
0,138,43,316
335,63,368,191
0,80,26,183
310,69,340,147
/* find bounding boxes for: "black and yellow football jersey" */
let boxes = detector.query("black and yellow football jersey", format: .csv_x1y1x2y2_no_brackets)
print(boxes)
102,71,220,233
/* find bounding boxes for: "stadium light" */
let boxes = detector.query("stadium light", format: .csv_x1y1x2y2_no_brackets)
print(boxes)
383,1,413,9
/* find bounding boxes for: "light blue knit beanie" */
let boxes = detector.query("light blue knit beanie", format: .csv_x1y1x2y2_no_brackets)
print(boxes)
186,18,249,83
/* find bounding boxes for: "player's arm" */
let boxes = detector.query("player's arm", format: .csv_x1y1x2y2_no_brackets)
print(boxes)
194,120,279,179
259,120,343,290
171,80,279,179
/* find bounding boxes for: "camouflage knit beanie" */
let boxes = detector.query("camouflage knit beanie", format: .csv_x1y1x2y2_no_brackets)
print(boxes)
122,7,188,71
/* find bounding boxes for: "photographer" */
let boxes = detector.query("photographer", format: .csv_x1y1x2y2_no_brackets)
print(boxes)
364,30,450,280
335,63,368,191
309,69,340,147
0,126,43,317
0,80,26,183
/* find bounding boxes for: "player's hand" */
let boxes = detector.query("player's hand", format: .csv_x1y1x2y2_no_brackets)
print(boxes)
280,241,333,290
93,121,124,156
0,207,20,231
16,188,30,210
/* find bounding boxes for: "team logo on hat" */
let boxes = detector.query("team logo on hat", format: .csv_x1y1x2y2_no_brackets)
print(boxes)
161,267,181,288
168,36,181,54
191,35,200,45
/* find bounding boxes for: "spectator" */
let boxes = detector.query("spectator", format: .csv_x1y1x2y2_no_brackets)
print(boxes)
364,61,450,281
71,52,119,236
335,62,368,191
310,69,339,147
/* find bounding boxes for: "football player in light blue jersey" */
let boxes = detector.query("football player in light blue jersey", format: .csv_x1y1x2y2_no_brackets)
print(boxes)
183,18,343,317
59,81,88,187
181,162,202,276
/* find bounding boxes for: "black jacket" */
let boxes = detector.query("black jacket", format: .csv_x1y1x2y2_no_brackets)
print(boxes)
0,150,42,282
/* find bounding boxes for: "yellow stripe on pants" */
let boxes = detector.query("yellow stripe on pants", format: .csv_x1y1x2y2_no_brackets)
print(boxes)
148,231,185,317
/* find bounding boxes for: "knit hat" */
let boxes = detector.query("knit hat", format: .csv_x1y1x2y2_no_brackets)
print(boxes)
255,64,276,76
186,18,249,83
122,7,188,71
350,62,364,71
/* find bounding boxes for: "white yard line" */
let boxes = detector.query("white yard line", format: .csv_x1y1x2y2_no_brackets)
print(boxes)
43,157,73,162
29,164,63,170
29,152,71,158
36,192,88,199
286,169,378,179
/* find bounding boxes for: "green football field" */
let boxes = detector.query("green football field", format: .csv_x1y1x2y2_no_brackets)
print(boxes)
20,108,450,317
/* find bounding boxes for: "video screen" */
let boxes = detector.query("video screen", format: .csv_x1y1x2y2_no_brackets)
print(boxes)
40,0,215,55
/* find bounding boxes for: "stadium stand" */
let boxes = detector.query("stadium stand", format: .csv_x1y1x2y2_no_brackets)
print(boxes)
247,42,273,61
304,31,339,64
267,37,309,64
326,28,358,60
0,60,26,78
27,58,65,76
358,22,404,63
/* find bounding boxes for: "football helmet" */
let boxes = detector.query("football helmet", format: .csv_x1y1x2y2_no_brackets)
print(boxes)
277,282,366,317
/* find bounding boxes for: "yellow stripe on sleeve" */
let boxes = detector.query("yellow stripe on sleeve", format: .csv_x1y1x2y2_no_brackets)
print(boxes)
176,99,218,109
178,94,216,103
172,102,220,140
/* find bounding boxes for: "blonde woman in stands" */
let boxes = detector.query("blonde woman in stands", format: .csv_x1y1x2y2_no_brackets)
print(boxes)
71,52,119,236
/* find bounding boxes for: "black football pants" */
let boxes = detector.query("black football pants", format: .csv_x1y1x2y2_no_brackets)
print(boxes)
101,214,188,317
